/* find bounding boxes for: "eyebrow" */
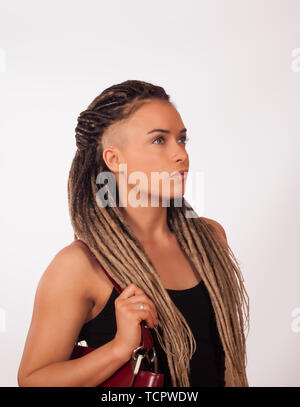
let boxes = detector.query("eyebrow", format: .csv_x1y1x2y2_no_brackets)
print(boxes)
146,128,187,135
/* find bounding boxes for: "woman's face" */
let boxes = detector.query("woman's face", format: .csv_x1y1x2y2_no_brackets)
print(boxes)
103,99,189,207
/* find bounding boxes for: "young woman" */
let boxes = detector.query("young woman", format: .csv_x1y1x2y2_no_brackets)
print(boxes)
17,80,250,387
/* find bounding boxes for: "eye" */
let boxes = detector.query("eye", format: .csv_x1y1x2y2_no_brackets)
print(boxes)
152,136,165,144
179,136,189,144
152,135,190,145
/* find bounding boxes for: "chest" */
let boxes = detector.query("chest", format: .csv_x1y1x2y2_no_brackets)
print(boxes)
142,239,201,290
85,235,202,324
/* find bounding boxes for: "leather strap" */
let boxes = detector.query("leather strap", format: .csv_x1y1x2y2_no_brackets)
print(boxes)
74,239,154,351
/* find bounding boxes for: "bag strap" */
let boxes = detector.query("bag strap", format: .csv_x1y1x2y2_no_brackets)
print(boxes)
74,239,154,352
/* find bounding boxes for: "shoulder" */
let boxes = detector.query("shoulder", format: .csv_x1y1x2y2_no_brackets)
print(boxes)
200,217,228,243
39,240,98,302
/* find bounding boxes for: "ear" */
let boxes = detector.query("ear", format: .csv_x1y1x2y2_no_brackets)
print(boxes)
102,146,123,174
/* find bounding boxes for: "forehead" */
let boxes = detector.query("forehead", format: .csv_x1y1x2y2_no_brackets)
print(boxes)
123,99,184,133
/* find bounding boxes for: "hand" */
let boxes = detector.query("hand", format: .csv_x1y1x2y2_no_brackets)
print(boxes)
113,283,159,358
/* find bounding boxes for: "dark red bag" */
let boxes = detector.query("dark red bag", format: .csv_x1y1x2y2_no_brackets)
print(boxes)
70,239,165,387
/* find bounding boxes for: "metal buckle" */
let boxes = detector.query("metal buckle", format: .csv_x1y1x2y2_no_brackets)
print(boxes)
131,345,158,375
132,345,146,376
144,347,158,373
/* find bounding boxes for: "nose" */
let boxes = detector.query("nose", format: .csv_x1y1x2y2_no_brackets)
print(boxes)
170,140,189,164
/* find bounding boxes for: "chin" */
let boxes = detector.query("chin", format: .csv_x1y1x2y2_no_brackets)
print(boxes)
161,190,185,205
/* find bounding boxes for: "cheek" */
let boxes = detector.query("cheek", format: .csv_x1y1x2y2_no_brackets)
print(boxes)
124,150,155,175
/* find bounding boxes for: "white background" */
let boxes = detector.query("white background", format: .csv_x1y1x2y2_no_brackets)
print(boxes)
0,0,299,386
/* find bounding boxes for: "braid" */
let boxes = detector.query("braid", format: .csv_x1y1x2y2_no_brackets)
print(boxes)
67,79,250,386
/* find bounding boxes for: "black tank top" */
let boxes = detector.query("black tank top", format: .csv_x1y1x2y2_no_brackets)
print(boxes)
76,279,225,387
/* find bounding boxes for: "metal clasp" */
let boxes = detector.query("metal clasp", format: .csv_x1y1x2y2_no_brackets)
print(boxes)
131,344,158,375
132,345,146,376
144,347,158,373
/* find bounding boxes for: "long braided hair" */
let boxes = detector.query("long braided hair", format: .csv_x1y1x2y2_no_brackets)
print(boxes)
67,79,250,386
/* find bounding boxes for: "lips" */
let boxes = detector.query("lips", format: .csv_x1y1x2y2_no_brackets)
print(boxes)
170,169,189,178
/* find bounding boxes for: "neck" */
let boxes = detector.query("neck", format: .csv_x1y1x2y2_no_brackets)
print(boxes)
120,204,173,244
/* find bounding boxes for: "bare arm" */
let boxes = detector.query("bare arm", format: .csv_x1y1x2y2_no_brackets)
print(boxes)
19,339,130,387
17,244,131,387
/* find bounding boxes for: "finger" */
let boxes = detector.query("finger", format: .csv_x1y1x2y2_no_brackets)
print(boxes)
118,283,137,300
118,285,156,311
125,302,156,328
118,283,143,299
135,307,156,328
117,284,158,324
127,295,158,319
138,302,158,325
